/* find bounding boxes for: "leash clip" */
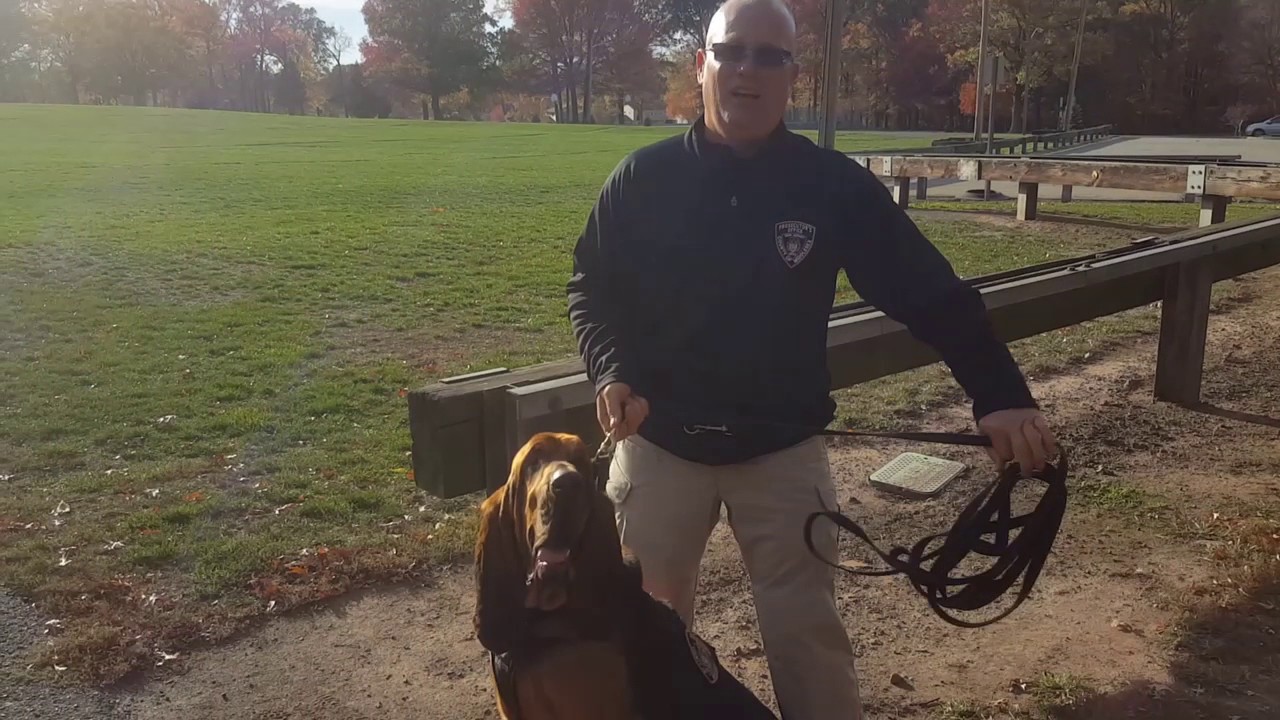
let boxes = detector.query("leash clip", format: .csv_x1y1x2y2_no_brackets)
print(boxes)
683,423,733,436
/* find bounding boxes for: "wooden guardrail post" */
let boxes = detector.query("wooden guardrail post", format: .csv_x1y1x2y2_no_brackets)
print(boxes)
892,177,911,208
1017,182,1040,221
1199,195,1228,226
1154,260,1213,405
916,177,929,201
1061,185,1074,203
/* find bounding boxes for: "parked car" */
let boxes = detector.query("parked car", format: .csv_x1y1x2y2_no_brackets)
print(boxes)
1245,116,1280,137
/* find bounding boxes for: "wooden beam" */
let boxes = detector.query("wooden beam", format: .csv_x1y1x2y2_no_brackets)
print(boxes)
1206,166,1280,201
1200,195,1228,226
1017,182,1039,221
1154,261,1213,405
414,218,1280,498
504,219,1280,451
407,358,585,496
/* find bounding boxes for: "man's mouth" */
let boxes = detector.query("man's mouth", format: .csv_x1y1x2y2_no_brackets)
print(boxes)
525,547,572,611
730,89,761,100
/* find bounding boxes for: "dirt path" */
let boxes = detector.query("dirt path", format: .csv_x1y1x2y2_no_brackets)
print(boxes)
9,267,1280,720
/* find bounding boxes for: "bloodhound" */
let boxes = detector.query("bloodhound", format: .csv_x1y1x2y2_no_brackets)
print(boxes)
474,431,778,720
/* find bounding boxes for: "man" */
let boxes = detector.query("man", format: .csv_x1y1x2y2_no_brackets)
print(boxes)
565,0,1058,717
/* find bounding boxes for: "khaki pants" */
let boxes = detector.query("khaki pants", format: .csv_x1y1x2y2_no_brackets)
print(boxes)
605,434,862,720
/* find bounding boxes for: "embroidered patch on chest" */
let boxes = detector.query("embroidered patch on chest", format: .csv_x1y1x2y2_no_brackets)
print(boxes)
685,628,720,684
774,220,817,268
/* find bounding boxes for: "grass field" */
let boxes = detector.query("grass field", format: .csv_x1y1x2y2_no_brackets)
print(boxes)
0,103,1262,683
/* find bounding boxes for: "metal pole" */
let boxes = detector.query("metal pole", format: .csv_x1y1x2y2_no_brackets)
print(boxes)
817,0,845,149
973,0,989,141
1063,0,1087,131
986,54,997,154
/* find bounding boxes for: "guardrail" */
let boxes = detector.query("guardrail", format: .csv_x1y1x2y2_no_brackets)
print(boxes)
871,125,1114,158
408,217,1280,498
849,155,1280,224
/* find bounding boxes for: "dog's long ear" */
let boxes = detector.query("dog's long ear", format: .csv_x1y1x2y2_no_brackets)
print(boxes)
574,440,630,607
473,482,527,655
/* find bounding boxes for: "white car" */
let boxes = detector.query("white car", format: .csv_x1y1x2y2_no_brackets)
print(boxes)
1245,116,1280,137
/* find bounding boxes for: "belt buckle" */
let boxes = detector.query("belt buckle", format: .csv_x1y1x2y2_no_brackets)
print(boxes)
683,424,732,436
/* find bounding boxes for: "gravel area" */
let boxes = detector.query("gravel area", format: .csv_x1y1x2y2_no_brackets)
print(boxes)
0,589,134,720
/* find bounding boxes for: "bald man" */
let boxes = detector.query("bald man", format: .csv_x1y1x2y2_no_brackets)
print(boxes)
567,0,1058,717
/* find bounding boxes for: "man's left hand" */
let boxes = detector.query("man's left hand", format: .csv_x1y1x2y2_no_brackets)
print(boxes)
977,408,1058,476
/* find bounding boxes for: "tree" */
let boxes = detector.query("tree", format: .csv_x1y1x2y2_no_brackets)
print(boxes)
361,0,496,119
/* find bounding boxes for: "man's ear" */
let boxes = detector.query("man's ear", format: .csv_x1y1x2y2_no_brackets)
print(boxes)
695,48,708,85
473,484,526,655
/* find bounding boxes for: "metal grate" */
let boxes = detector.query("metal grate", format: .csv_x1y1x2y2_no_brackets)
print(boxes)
868,452,968,499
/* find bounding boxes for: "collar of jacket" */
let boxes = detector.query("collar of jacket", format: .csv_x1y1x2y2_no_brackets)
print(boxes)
684,114,791,169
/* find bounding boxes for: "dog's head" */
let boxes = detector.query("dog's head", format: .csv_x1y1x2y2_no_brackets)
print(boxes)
473,432,627,654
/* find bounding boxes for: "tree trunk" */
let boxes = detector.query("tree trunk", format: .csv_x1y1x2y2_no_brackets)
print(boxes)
421,97,430,120
583,35,594,124
337,62,348,118
569,83,579,123
616,91,625,124
432,92,441,120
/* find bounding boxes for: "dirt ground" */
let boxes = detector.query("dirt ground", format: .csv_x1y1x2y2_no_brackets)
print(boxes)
10,265,1280,719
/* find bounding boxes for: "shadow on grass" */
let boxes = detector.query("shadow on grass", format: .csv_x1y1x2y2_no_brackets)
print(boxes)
1044,568,1280,720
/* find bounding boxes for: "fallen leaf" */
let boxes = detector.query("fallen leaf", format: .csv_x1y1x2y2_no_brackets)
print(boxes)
184,491,206,503
139,529,162,536
103,541,125,551
287,565,309,576
145,488,160,498
156,415,177,425
397,387,408,398
51,501,71,516
406,469,415,482
890,673,915,691
839,559,871,570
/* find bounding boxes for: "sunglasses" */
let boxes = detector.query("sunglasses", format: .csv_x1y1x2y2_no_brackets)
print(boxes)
707,42,794,68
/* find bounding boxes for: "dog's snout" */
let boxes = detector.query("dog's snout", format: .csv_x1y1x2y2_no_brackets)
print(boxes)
550,467,583,494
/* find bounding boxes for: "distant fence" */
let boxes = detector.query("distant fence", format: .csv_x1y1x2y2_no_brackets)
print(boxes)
849,154,1280,224
862,125,1115,156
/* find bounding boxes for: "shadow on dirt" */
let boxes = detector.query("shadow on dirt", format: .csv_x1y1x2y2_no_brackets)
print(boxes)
1184,401,1280,430
1048,569,1280,719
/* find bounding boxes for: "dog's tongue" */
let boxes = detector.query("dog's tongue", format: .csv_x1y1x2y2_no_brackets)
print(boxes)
526,548,571,611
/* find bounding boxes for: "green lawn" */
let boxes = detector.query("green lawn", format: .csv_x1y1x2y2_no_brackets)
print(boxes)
0,104,1211,683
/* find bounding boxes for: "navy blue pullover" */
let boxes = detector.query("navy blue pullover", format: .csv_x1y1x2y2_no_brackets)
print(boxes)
566,118,1037,466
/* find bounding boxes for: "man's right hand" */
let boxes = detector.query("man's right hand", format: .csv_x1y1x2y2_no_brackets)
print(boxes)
597,382,649,442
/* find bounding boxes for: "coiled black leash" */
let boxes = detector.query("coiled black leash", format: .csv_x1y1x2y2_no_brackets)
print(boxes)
804,433,1069,629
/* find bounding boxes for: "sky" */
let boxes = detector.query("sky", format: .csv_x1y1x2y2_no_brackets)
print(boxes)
304,0,510,62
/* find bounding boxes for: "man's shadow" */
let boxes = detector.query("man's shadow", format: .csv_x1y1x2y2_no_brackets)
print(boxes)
1039,555,1280,718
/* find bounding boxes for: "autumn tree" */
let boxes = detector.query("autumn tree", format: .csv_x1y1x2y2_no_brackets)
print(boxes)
361,0,496,119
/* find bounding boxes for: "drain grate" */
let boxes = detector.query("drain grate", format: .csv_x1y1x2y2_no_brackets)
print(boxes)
868,452,968,499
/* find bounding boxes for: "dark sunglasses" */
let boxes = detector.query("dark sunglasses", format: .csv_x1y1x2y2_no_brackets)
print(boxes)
708,42,794,68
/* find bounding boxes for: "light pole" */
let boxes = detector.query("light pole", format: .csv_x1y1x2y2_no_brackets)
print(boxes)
973,0,990,141
818,0,846,149
1063,0,1088,131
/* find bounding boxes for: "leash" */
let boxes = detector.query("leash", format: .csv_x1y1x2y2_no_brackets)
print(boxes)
593,412,1068,629
805,444,1069,629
